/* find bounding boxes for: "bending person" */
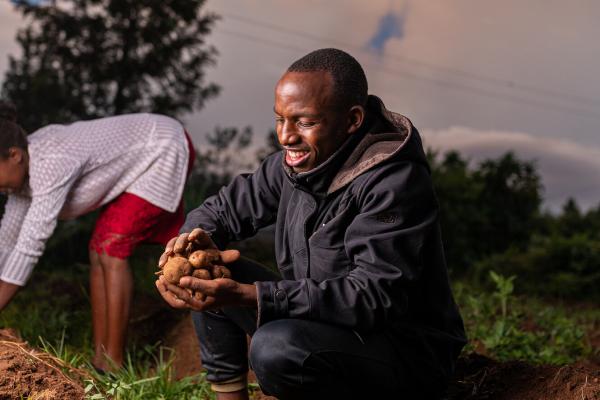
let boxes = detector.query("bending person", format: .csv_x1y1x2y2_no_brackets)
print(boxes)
0,103,195,371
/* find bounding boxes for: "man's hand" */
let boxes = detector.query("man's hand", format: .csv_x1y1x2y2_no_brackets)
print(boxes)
155,275,257,311
156,227,256,311
158,228,217,269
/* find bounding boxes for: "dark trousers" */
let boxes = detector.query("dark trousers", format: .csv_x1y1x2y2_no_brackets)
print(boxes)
191,258,434,399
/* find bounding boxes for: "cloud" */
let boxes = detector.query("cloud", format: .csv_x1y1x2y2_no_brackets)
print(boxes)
367,9,406,54
421,127,600,211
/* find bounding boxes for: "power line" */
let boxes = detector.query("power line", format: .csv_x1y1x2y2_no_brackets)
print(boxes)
222,12,600,108
218,28,600,121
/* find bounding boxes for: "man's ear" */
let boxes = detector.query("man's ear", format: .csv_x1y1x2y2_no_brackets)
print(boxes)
347,105,366,135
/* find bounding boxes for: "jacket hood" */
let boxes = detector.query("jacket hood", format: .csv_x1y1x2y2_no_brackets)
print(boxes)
327,95,429,194
282,95,429,196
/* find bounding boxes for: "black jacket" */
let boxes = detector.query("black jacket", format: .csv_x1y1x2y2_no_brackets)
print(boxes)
183,96,467,379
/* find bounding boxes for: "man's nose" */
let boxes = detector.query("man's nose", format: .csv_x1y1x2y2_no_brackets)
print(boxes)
278,122,300,146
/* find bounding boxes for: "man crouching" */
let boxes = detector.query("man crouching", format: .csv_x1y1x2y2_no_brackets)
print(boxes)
156,48,467,400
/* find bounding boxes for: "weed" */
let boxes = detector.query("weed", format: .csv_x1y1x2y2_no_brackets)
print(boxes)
456,271,591,364
83,346,214,400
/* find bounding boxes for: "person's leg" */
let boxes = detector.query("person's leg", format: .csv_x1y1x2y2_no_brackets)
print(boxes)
192,257,279,400
248,319,412,400
89,249,108,370
99,252,134,368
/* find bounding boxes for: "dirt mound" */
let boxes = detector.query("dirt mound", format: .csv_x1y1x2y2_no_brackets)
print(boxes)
449,353,600,400
162,313,203,380
0,329,84,400
162,314,276,399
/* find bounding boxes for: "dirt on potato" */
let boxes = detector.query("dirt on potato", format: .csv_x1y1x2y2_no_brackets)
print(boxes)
0,329,84,400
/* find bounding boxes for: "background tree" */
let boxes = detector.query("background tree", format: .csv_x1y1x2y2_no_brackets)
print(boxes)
431,151,543,275
2,0,219,132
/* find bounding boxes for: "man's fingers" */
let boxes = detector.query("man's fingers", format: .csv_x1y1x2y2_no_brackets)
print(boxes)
173,232,190,254
188,228,204,241
157,276,213,311
158,252,169,268
155,279,187,309
165,236,177,252
158,237,177,268
162,278,194,301
179,276,219,296
189,228,217,249
220,249,240,264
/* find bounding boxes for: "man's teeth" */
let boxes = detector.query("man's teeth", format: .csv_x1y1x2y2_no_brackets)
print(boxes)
289,150,307,160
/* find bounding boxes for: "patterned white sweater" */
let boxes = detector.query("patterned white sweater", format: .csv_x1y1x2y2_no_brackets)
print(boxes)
0,113,190,286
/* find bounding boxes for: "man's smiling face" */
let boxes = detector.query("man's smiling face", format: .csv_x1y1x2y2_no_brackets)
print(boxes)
274,70,350,173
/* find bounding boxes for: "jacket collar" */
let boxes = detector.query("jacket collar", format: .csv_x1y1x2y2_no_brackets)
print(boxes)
282,116,369,197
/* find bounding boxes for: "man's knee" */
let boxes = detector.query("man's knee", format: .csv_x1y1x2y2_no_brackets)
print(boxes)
249,320,304,397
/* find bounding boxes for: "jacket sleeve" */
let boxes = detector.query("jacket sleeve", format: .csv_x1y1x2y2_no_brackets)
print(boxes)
181,152,285,248
0,157,81,286
256,161,438,331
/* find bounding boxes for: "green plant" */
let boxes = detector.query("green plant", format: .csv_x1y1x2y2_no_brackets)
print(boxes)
84,346,214,400
489,270,515,319
38,329,85,370
455,273,592,364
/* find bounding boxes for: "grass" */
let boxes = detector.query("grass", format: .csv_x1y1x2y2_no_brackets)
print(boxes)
82,346,214,400
454,271,597,364
1,248,598,398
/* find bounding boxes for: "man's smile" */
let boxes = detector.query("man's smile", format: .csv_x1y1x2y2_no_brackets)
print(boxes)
285,149,311,167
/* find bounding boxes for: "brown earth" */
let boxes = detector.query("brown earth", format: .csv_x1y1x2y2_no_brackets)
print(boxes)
162,314,276,399
163,314,600,400
1,306,597,400
448,353,599,400
0,329,84,400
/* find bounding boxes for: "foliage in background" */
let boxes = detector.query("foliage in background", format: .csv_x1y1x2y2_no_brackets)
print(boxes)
474,234,600,301
429,149,600,302
2,0,219,132
429,150,543,275
456,271,593,365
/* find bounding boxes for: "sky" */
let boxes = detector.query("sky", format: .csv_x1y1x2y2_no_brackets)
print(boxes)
1,0,600,211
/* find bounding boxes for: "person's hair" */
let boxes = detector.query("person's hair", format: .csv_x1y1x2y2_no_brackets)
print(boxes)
287,48,368,109
0,101,28,158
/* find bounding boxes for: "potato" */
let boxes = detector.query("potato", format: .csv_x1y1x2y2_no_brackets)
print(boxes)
188,249,220,268
162,256,193,284
192,268,212,280
210,265,232,279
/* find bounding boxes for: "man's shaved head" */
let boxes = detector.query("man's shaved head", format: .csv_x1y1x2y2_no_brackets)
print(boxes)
287,48,368,110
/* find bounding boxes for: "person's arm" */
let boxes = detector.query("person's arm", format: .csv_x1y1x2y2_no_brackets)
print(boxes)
181,152,285,249
255,160,438,331
161,160,438,324
0,157,80,287
0,280,20,311
0,195,31,310
156,153,285,310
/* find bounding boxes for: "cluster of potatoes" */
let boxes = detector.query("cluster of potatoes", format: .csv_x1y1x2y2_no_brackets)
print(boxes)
157,248,235,300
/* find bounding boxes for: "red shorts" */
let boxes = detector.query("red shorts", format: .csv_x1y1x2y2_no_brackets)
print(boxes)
89,132,195,259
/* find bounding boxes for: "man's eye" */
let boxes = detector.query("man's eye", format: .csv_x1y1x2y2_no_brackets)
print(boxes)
275,118,284,124
297,121,315,128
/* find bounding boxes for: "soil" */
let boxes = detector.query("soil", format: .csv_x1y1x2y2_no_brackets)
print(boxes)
448,353,599,400
0,329,84,400
163,314,600,400
1,300,597,400
163,314,277,400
